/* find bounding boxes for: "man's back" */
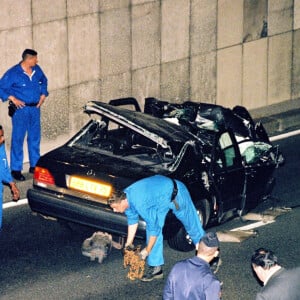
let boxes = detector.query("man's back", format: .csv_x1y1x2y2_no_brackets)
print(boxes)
256,267,300,300
163,256,221,300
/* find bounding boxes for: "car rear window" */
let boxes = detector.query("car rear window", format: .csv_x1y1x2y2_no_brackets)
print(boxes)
69,119,175,165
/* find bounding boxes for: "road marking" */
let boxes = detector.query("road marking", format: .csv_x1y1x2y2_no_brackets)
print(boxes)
3,198,28,209
270,129,300,142
230,220,275,232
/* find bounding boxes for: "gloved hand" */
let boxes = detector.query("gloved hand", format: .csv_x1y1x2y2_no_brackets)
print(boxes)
138,248,149,260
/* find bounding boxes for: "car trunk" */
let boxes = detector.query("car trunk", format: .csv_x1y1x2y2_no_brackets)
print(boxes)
36,145,170,190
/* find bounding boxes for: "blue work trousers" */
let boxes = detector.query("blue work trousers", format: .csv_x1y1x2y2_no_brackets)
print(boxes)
147,181,205,267
0,185,3,229
11,106,41,171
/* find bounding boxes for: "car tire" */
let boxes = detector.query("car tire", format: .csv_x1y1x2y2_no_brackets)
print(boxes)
167,199,209,252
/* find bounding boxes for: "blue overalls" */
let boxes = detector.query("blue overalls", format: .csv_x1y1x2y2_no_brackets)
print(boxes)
0,144,13,229
0,63,48,171
124,175,205,267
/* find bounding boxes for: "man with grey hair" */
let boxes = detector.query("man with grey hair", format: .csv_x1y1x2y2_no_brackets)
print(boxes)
163,232,221,300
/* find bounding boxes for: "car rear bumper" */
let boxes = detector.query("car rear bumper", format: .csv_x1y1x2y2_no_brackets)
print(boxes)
27,188,146,239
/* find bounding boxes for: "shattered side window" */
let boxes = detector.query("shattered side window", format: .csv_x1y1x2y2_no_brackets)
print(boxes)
219,132,237,168
240,142,272,164
235,135,272,164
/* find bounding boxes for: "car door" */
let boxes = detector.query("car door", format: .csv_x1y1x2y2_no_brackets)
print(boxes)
211,131,246,212
238,140,277,207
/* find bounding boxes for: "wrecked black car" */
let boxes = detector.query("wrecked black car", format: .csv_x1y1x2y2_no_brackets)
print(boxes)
27,98,284,251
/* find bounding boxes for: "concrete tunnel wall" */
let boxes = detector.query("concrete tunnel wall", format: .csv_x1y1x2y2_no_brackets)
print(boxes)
0,0,299,162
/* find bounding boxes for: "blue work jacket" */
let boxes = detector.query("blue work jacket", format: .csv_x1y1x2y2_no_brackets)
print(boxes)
124,175,174,236
0,63,48,103
0,144,12,185
163,256,221,300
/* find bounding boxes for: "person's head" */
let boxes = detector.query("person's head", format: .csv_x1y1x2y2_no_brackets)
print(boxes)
251,248,279,283
21,49,38,67
107,190,128,213
0,125,5,145
197,232,220,262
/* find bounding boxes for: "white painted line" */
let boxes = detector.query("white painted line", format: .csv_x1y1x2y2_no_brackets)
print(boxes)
270,129,300,142
230,220,275,232
3,198,28,209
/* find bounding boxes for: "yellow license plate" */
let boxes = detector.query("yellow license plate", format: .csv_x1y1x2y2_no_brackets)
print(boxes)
68,176,112,197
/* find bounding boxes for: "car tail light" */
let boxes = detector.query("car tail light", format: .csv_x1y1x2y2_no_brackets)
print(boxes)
34,167,55,185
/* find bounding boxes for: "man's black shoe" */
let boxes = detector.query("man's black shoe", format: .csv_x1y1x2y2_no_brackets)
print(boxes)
29,167,35,174
141,266,163,282
11,171,25,181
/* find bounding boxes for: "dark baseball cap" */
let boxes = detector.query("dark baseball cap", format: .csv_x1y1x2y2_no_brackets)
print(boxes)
201,232,219,248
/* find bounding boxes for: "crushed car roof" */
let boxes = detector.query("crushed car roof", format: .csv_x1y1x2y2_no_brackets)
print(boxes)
84,101,201,148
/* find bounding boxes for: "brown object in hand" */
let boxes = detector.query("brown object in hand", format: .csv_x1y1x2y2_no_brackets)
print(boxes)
123,246,145,280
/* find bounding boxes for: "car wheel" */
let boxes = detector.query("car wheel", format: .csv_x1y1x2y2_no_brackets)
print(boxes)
167,200,209,252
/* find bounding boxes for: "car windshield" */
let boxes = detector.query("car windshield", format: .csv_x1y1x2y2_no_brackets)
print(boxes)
68,118,177,166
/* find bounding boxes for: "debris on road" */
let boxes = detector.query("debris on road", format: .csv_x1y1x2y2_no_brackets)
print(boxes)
81,231,122,263
217,207,292,243
242,207,292,222
217,229,258,243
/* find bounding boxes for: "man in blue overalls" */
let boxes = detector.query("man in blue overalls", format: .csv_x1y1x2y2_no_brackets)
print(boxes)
0,125,20,230
0,49,48,181
108,174,205,282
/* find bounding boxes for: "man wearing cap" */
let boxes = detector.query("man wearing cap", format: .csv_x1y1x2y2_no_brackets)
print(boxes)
108,174,205,282
0,49,48,181
251,248,300,300
163,232,221,300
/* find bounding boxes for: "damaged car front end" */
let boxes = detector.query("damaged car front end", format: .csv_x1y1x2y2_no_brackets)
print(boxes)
144,98,284,220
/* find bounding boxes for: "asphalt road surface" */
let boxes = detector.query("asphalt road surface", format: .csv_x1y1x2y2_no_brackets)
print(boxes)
0,134,299,300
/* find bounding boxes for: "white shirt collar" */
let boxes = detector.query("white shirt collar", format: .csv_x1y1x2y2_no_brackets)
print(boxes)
264,266,282,285
23,69,36,81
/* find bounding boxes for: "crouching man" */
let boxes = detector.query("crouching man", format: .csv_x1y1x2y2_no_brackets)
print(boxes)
108,175,205,282
251,248,300,300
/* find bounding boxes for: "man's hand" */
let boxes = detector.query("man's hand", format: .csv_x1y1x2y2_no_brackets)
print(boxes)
37,94,46,108
124,244,136,251
9,96,25,109
123,243,136,256
138,248,149,260
10,182,20,202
